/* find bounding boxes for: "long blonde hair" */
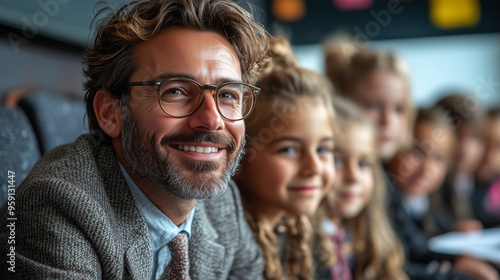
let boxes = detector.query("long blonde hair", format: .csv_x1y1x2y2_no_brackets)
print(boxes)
239,37,336,280
321,96,408,280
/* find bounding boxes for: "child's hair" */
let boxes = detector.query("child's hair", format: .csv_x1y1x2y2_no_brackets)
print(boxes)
324,41,409,98
245,37,335,140
434,93,486,136
321,95,408,280
416,106,454,129
241,36,336,280
324,40,414,156
487,107,500,119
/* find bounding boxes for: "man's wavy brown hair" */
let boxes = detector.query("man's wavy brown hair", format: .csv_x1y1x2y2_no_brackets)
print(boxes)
83,0,269,140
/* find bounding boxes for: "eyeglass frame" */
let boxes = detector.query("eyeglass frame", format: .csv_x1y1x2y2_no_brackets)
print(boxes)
127,77,261,121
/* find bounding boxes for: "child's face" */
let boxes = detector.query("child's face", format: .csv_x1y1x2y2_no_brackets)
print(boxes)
352,70,408,161
236,101,335,218
333,124,375,219
477,117,500,181
390,122,454,197
454,124,485,175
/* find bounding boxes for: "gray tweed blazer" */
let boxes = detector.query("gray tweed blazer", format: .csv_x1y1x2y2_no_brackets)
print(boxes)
0,134,263,279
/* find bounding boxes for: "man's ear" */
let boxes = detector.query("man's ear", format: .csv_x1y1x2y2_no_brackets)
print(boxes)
94,89,122,138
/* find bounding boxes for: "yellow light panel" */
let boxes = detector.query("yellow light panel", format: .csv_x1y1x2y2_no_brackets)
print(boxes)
430,0,481,29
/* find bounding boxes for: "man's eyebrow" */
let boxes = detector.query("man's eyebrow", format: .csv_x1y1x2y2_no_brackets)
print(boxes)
155,73,196,81
153,73,243,84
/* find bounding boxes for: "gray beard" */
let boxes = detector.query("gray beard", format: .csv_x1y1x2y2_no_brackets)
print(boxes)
120,105,244,200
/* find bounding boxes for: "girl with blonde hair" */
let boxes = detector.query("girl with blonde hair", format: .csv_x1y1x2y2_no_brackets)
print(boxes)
319,96,408,280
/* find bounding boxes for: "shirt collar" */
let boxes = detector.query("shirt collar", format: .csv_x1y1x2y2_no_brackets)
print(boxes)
118,160,195,251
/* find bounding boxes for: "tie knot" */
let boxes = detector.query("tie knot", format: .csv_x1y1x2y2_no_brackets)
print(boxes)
161,231,190,280
168,231,189,253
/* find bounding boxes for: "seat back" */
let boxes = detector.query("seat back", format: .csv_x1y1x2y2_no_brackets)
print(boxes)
18,91,88,154
0,104,41,206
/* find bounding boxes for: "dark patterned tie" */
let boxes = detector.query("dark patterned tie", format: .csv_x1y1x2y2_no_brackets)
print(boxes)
160,232,190,280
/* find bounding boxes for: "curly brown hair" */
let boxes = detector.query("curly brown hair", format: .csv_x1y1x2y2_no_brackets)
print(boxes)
244,211,322,280
238,37,336,280
83,0,269,140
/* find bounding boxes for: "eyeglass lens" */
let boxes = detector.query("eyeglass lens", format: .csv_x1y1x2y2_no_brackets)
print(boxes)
158,79,254,120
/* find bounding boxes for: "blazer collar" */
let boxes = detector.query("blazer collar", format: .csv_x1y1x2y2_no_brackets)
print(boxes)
96,143,153,280
188,200,226,279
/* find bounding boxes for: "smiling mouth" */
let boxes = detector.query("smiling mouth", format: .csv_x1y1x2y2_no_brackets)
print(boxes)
175,145,220,154
340,192,359,199
380,136,392,142
288,186,320,195
409,178,427,188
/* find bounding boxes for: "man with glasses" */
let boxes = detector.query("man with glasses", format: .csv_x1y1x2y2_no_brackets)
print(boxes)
0,0,269,279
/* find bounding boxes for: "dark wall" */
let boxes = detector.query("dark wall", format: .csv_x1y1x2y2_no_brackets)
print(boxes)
264,0,500,45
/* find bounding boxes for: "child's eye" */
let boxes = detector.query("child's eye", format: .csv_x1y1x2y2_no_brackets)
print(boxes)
317,146,333,154
278,147,297,154
410,147,425,161
395,105,405,115
433,154,444,163
365,102,379,111
359,160,371,168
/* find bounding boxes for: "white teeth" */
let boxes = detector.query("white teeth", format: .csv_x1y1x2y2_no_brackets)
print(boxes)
177,145,219,153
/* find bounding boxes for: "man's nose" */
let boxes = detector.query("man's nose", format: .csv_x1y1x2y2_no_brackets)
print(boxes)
188,90,224,132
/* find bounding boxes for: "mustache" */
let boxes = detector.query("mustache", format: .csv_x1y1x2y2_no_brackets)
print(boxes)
160,131,236,150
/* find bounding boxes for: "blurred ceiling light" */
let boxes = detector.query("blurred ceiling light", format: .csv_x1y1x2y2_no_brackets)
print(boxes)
333,0,374,11
272,0,306,22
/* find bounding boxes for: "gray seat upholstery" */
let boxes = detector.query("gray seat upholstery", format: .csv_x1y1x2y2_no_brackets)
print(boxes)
0,104,41,206
18,91,88,154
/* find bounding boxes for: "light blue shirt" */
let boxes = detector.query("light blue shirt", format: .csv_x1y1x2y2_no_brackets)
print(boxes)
118,162,195,280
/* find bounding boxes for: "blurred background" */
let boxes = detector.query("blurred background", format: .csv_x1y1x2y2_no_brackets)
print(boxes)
0,0,499,107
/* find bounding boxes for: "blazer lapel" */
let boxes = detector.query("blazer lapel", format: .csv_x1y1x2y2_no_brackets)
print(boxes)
188,201,226,280
124,238,153,280
96,144,153,280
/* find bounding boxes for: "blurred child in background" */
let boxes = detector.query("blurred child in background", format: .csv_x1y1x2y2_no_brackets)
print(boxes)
476,108,500,183
387,107,455,236
435,94,486,231
324,40,498,280
324,41,413,163
474,108,500,228
319,96,407,280
387,107,498,280
324,38,427,280
234,37,336,280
